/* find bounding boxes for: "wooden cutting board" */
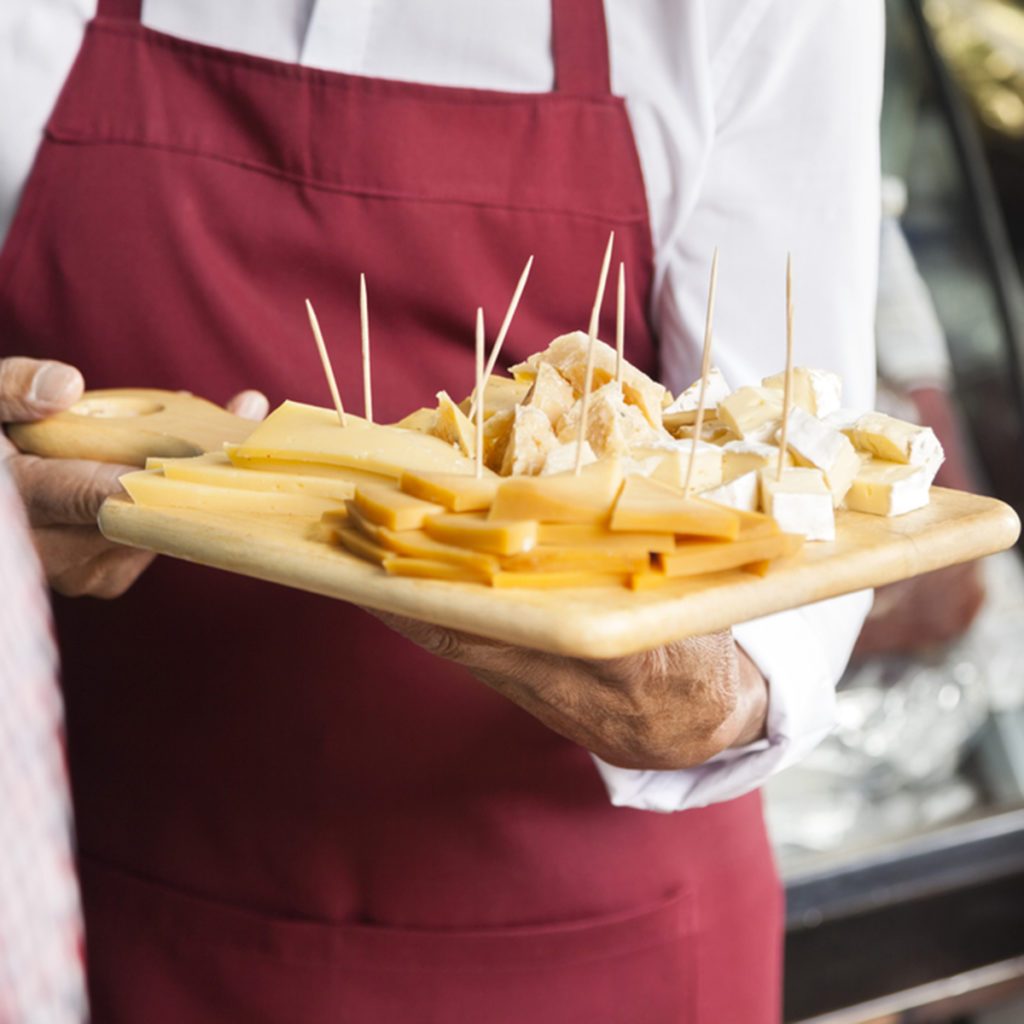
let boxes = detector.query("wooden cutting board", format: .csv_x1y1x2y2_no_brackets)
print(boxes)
98,487,1020,658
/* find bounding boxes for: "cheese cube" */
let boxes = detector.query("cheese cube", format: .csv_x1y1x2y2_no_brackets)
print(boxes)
700,470,760,512
482,408,515,473
844,459,933,516
781,406,861,505
557,382,665,458
848,412,945,475
759,467,834,542
717,387,783,443
762,367,842,418
721,440,791,482
663,368,732,428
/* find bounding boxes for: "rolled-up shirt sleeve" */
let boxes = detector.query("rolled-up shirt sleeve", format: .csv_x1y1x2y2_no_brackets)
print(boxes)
594,0,883,812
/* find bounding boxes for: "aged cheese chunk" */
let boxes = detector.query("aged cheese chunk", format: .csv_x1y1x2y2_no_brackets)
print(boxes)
353,483,445,531
392,407,438,433
489,458,624,524
700,470,760,512
510,331,668,426
557,382,665,458
501,546,651,574
155,452,366,502
670,418,733,444
848,412,945,474
399,470,498,512
763,367,842,418
482,408,515,473
610,476,741,539
630,441,723,494
658,531,798,578
540,440,597,476
424,513,539,555
717,387,783,443
536,522,676,553
491,570,629,590
721,440,791,482
844,458,933,516
121,470,341,517
662,368,732,428
781,406,861,505
501,404,558,476
433,391,476,457
384,557,493,584
759,467,834,541
522,363,576,425
459,375,531,419
234,401,478,477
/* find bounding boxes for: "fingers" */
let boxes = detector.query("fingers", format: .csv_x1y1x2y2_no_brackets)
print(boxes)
0,357,84,422
227,390,269,421
11,454,134,527
34,525,155,598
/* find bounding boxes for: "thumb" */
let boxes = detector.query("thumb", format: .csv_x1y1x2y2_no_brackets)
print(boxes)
0,358,85,423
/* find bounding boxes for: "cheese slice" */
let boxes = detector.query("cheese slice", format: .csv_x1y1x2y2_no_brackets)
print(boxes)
352,483,445,531
491,570,629,590
233,401,478,477
657,531,798,578
367,523,501,574
400,470,499,512
424,513,538,555
537,522,676,553
743,533,805,576
610,476,741,539
120,470,342,517
155,452,363,502
432,390,476,457
781,406,861,505
392,407,438,433
848,412,945,474
763,367,842,418
223,446,393,486
334,526,391,566
844,458,933,516
384,557,493,584
759,467,834,541
489,458,624,524
501,546,651,574
717,387,783,443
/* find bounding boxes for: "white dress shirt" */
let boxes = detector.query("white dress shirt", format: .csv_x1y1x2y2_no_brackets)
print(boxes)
0,0,882,812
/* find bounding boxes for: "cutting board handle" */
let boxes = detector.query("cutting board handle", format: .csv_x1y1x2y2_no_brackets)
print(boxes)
7,388,256,467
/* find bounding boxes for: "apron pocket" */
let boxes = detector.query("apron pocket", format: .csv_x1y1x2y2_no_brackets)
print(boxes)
81,854,697,1024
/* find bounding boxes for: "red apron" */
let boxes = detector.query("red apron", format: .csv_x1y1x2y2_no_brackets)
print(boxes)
0,1,782,1020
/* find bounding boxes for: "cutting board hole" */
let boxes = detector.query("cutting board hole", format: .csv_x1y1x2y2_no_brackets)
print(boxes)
71,397,165,419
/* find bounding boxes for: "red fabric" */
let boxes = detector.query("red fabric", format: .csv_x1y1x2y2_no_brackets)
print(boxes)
0,4,782,1021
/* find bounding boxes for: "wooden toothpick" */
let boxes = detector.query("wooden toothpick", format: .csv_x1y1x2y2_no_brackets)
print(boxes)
305,298,347,428
475,308,485,479
615,262,625,385
683,248,719,497
468,255,534,422
575,231,615,473
776,254,794,481
360,273,373,423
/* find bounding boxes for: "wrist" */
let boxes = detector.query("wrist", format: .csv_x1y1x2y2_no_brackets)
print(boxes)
728,644,769,749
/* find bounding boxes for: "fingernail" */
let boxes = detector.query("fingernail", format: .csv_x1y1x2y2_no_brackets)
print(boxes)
235,392,268,421
30,364,82,406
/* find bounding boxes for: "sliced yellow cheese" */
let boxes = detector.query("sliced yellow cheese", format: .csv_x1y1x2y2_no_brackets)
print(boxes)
352,483,445,531
233,401,478,477
357,518,501,575
224,446,393,486
334,526,391,566
424,513,538,556
383,557,493,584
400,470,499,512
610,476,740,539
120,470,341,517
392,407,438,433
155,452,363,502
536,522,676,553
491,570,629,590
742,534,805,576
657,531,797,578
501,546,651,574
489,458,624,525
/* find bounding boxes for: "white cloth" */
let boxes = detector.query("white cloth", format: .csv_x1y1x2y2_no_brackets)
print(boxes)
0,0,883,811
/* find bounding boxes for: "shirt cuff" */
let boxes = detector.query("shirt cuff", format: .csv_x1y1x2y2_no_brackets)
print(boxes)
590,590,873,813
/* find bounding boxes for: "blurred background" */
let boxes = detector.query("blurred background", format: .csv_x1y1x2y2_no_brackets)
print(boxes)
766,1,1024,1020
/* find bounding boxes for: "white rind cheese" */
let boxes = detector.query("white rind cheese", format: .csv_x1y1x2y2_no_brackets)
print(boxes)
759,467,835,541
763,367,842,418
781,407,861,506
849,412,945,476
717,386,783,443
701,470,760,512
845,458,934,516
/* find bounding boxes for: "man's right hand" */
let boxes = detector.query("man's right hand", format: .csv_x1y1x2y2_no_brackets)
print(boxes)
0,357,155,598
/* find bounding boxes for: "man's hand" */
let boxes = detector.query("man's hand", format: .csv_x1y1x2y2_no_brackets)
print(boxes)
1,356,267,598
373,611,769,771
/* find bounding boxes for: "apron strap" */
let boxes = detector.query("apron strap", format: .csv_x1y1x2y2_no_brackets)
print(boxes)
551,0,612,96
96,0,142,19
